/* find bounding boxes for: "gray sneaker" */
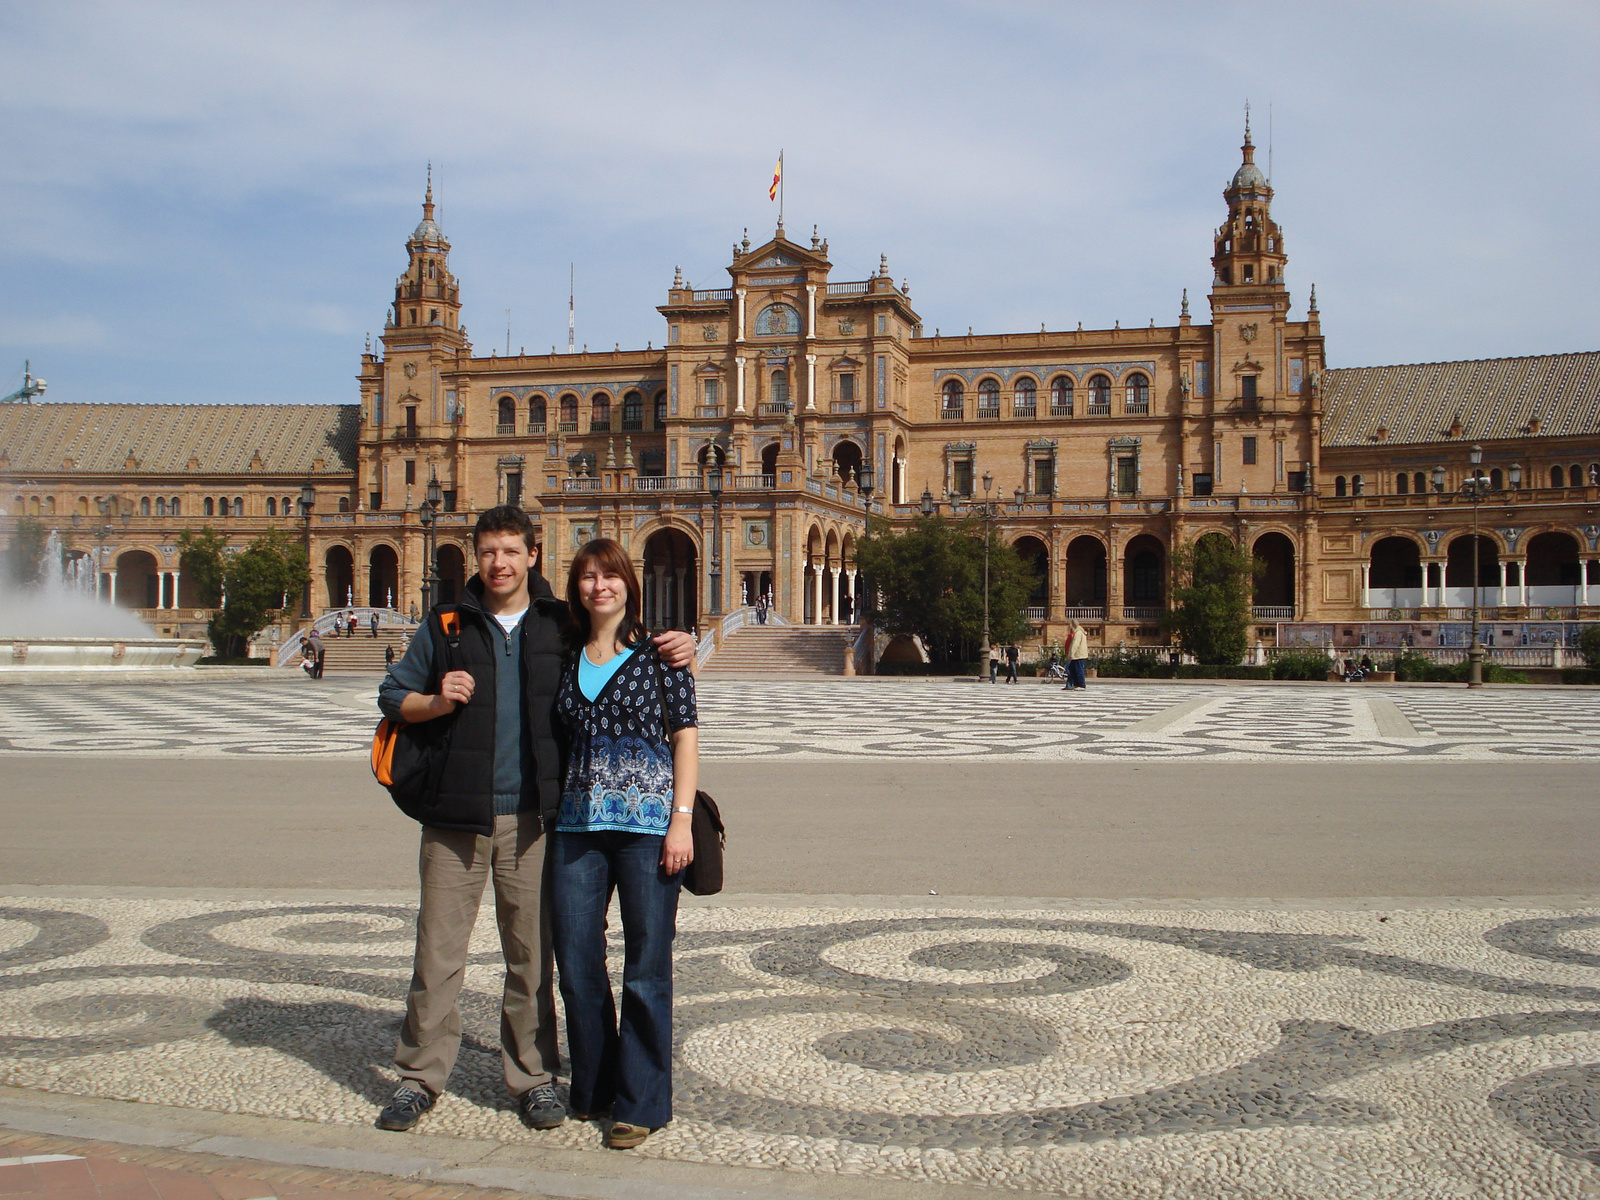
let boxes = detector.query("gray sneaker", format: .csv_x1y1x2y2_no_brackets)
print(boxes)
519,1082,566,1129
376,1084,434,1132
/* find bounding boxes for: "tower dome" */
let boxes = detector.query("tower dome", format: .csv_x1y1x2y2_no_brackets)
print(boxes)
410,167,448,246
1231,158,1267,191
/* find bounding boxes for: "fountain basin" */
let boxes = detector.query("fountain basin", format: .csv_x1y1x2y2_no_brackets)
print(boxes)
1,637,207,670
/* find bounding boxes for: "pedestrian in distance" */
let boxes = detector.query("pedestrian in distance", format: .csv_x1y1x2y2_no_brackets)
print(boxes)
348,611,359,638
373,507,696,1137
1005,643,1020,683
371,610,381,638
550,537,699,1151
385,642,395,668
306,628,324,679
1063,621,1089,691
988,652,999,684
755,593,767,625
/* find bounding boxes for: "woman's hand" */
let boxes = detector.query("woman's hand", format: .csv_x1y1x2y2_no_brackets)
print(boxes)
662,814,694,874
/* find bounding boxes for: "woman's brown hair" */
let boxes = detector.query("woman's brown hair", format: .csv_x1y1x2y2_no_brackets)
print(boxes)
565,538,647,649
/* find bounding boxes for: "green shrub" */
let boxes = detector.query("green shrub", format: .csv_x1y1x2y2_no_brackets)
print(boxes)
1559,667,1600,685
1091,648,1172,678
1578,626,1600,669
1270,649,1333,681
197,656,271,666
1388,650,1529,683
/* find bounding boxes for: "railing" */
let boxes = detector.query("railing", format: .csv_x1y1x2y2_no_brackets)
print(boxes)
1026,606,1047,621
393,425,420,441
1087,403,1111,416
1125,402,1150,415
695,406,722,418
831,402,858,413
733,474,775,489
759,402,791,417
557,420,578,433
591,420,611,432
1049,404,1073,417
941,407,964,421
1064,606,1106,620
1123,606,1166,621
563,478,603,492
692,288,733,301
976,407,1001,419
1013,405,1036,418
620,419,643,432
697,605,752,670
279,607,419,666
827,281,870,295
631,476,701,492
528,421,546,434
495,422,516,435
1253,606,1295,619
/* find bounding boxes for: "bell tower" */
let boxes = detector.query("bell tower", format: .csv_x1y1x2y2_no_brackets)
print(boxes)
386,167,465,348
1209,111,1287,295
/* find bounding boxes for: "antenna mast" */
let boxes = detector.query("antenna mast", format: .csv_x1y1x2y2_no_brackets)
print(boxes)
567,264,575,354
1268,100,1274,181
504,309,511,356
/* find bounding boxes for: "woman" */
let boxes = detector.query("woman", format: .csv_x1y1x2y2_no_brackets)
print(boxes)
552,538,697,1150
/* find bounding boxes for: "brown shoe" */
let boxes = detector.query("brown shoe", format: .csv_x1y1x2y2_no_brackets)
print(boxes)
607,1121,651,1149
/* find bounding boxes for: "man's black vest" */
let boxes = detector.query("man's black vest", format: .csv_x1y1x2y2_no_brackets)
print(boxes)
415,573,570,836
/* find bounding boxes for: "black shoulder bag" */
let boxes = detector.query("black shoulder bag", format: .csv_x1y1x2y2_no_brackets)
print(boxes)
654,648,724,895
371,609,462,821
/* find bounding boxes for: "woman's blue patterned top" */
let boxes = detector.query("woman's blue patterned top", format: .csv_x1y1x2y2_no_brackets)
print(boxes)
554,642,698,835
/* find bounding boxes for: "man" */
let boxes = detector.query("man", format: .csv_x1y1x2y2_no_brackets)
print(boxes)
1005,643,1019,683
306,628,324,678
375,506,696,1135
371,610,381,638
1063,620,1089,691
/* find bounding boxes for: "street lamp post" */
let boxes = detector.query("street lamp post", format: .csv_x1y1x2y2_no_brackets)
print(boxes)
298,483,316,620
707,460,724,617
1432,446,1521,688
419,473,441,616
855,461,875,629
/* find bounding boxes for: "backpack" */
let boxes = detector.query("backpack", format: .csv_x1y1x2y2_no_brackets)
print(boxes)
370,610,462,821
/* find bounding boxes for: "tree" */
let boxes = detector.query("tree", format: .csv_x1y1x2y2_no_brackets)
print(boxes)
176,527,227,607
1166,532,1255,665
4,517,50,589
857,514,1038,663
206,528,310,659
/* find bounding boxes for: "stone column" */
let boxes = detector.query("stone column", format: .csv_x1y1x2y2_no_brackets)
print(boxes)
171,569,182,610
735,356,747,414
846,567,858,623
1359,563,1370,610
736,289,746,342
107,570,118,604
1498,560,1509,607
830,564,841,625
806,354,817,411
674,567,686,631
1581,561,1592,608
1520,557,1530,608
811,558,823,625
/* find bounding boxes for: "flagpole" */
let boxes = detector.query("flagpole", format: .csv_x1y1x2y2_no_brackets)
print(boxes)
779,150,784,227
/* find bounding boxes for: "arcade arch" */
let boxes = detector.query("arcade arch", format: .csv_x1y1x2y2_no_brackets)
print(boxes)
642,528,697,631
1064,535,1107,611
1011,535,1049,613
368,545,399,609
324,545,355,608
1251,531,1296,611
436,543,467,605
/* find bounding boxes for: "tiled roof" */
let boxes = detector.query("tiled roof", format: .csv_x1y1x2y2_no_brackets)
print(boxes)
0,404,359,476
1322,352,1600,447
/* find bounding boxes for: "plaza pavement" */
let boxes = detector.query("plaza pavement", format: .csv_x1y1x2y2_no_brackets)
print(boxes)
2,678,1599,1198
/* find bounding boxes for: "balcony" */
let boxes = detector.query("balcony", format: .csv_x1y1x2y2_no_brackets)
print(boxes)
1122,606,1165,621
1087,403,1111,416
631,476,701,492
1125,402,1150,415
1064,606,1106,620
733,474,775,489
1026,606,1046,621
758,402,791,417
831,401,858,414
1049,404,1073,417
695,406,722,418
826,281,869,295
692,288,733,301
976,407,1001,420
563,478,604,493
528,421,546,434
591,420,611,432
1253,605,1295,620
393,425,420,442
495,422,516,435
620,419,643,432
1013,405,1036,418
558,420,578,433
941,406,964,421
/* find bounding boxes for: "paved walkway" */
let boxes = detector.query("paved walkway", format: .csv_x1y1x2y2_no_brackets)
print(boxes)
4,679,1600,761
2,681,1599,1197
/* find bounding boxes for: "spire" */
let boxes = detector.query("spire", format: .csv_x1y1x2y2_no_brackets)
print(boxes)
424,162,434,219
1308,283,1318,313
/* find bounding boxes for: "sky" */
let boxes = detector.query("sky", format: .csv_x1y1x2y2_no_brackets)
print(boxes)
2,1,1597,407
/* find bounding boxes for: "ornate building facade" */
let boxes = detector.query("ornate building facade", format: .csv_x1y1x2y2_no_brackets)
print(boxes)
4,128,1598,652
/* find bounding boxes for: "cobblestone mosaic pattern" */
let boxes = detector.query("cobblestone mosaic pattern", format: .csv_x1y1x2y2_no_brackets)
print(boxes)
2,896,1599,1197
4,682,1600,761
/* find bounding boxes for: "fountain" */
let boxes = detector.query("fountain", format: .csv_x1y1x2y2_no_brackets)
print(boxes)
1,531,206,672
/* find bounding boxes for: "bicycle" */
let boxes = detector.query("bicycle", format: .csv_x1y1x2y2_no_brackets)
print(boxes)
1044,661,1070,682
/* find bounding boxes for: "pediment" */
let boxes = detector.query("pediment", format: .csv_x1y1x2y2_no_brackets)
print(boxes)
733,230,830,273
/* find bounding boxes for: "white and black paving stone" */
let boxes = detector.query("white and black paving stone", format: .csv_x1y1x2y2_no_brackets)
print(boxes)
2,896,1599,1197
5,680,1600,761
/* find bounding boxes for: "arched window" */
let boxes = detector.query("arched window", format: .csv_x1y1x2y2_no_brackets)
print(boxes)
1490,468,1503,490
1013,377,1036,416
1413,472,1425,494
977,378,1000,415
234,496,244,515
1334,476,1347,498
266,497,277,516
170,497,181,517
622,391,643,431
1050,376,1073,416
496,396,515,433
941,379,964,417
559,393,578,431
591,392,611,431
1570,463,1583,486
1351,475,1364,496
140,496,151,516
528,395,546,431
1396,473,1409,495
653,391,667,427
1087,374,1111,413
1551,465,1564,488
1124,373,1150,414
156,497,167,517
204,497,215,516
770,370,789,407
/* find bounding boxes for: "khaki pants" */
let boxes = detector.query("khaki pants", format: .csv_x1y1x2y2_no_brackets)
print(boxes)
394,813,558,1097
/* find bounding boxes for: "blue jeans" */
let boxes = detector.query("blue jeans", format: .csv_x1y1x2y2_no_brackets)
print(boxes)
551,830,681,1127
1068,659,1088,689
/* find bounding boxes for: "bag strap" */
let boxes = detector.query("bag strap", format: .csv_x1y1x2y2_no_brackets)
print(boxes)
432,608,463,685
650,640,674,742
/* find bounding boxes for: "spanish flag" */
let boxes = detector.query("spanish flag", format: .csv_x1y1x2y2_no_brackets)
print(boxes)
769,152,782,201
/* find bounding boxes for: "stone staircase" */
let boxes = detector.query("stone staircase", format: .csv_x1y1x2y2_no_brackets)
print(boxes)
702,624,857,674
310,630,413,672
